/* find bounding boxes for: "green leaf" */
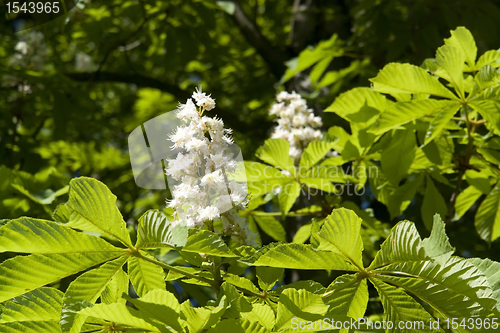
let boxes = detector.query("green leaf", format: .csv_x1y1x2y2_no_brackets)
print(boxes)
475,181,500,243
256,139,295,174
370,279,442,333
183,229,237,257
470,98,500,136
125,290,183,332
61,256,128,333
180,301,225,333
0,217,121,254
53,177,132,246
136,209,187,249
0,288,63,333
243,162,290,197
323,274,368,320
240,303,275,330
208,318,269,333
325,87,388,132
371,100,459,135
369,221,427,270
247,243,358,271
423,103,460,145
374,256,497,318
421,177,448,230
299,142,335,170
275,288,329,331
315,208,364,269
278,181,301,218
444,26,477,69
468,258,500,312
128,254,166,297
223,273,260,294
387,174,424,219
421,214,455,265
435,45,465,97
370,63,457,99
455,186,483,219
0,218,126,303
282,34,342,83
79,303,169,332
256,266,284,291
101,269,128,305
292,224,312,244
381,129,416,185
250,214,286,242
475,50,500,70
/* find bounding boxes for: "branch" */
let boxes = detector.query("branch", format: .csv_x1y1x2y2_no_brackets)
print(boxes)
225,0,289,79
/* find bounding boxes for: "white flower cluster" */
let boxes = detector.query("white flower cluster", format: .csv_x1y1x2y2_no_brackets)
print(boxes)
75,52,95,72
8,30,47,71
269,91,323,162
2,30,47,94
165,88,258,247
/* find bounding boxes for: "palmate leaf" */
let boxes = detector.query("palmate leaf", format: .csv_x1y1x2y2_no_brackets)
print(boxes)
470,94,500,136
373,256,497,318
369,221,427,270
444,26,477,69
299,142,335,170
180,301,225,333
128,254,166,297
243,161,291,197
182,229,237,257
370,63,458,99
475,50,500,70
250,214,286,242
370,99,460,135
0,218,127,303
370,279,442,333
208,318,269,333
79,303,169,333
53,177,132,246
0,288,63,333
275,288,329,331
315,208,364,269
435,45,465,97
101,268,128,305
136,209,187,249
423,103,460,145
240,303,275,330
468,258,500,312
421,215,455,265
256,139,295,175
125,290,184,332
245,243,357,271
0,217,120,254
325,87,388,132
323,274,368,322
0,252,125,304
61,256,128,333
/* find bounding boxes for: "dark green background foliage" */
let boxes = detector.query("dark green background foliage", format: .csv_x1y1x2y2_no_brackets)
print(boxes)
2,1,500,331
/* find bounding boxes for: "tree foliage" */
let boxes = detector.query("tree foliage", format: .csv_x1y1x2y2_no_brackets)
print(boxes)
2,1,500,332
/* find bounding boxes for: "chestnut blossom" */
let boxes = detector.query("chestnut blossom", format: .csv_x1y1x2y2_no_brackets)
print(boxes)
2,30,47,95
269,91,323,162
165,88,258,247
